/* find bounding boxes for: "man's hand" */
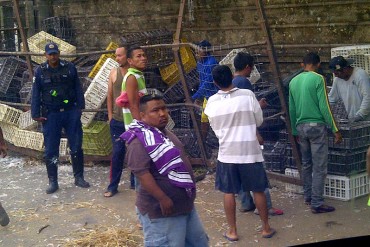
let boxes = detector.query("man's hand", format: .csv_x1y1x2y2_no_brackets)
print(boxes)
33,117,47,123
258,98,269,109
0,143,7,158
334,131,343,144
158,196,174,216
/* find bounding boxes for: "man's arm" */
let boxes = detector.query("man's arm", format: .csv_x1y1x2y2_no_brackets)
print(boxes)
355,72,370,120
31,69,46,122
328,79,339,104
107,68,117,122
126,75,140,120
136,172,174,216
72,65,85,109
288,87,298,136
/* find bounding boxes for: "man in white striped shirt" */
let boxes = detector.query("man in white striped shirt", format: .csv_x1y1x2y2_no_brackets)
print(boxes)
204,65,276,241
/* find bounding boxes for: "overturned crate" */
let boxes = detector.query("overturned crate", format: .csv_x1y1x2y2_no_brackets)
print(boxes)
88,42,118,78
21,31,76,64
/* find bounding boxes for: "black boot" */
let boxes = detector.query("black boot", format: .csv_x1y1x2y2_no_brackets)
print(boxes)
0,202,10,226
45,157,59,194
71,150,90,188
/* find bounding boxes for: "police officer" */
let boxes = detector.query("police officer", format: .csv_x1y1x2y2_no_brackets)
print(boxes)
31,42,90,194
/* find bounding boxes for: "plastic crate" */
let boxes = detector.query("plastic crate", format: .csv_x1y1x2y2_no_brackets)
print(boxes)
19,81,33,104
41,16,73,43
88,42,118,78
284,168,304,194
81,58,118,127
0,57,19,94
328,121,370,150
18,110,38,130
13,129,44,151
172,128,200,158
324,172,369,201
82,121,112,156
219,48,261,84
166,115,175,130
59,138,69,156
0,104,22,126
159,45,197,86
331,45,370,74
163,82,186,104
121,29,174,69
331,45,370,58
21,31,76,64
0,122,17,144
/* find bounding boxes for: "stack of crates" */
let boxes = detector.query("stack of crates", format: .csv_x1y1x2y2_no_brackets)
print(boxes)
219,48,261,84
88,42,118,78
327,121,370,176
81,58,119,127
82,121,112,156
331,45,370,74
0,57,23,95
21,31,76,64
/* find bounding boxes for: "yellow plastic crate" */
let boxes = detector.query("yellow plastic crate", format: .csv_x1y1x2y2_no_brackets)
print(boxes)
88,41,119,78
82,121,112,156
21,31,76,64
159,45,196,86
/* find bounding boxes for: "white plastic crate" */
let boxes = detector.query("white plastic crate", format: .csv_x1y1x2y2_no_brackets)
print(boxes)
0,104,22,126
146,88,163,96
59,138,69,156
324,172,369,201
284,168,304,194
331,45,370,58
166,115,175,130
13,129,44,151
81,58,118,127
21,31,76,64
18,110,38,130
331,45,370,74
0,122,17,144
219,48,261,84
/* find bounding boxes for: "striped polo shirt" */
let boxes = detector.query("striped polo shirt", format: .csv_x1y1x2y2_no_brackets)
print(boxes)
204,88,264,164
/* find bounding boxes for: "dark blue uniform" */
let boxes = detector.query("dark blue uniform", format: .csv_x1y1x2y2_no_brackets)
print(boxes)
31,59,89,193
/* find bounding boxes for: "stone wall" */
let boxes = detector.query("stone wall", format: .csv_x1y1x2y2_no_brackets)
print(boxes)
47,0,370,80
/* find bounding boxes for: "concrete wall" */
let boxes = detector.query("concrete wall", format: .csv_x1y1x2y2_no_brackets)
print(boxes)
47,0,370,80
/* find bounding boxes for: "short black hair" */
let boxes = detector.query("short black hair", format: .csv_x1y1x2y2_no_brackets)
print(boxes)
234,52,254,71
139,94,164,112
303,52,320,66
212,65,233,89
127,45,143,58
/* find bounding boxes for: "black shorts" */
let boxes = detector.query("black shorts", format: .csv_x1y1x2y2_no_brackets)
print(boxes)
215,161,269,194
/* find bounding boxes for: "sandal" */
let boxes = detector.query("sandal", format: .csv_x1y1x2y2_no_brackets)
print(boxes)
104,190,118,197
262,228,276,238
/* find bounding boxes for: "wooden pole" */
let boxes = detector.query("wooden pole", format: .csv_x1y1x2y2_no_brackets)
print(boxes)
12,0,34,79
255,0,303,178
173,0,210,167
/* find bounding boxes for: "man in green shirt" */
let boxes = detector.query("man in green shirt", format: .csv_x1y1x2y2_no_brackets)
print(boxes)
289,52,342,214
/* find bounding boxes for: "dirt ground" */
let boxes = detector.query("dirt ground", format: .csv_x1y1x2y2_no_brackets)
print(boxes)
0,152,369,247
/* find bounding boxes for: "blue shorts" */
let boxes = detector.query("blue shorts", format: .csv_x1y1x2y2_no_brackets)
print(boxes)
215,161,269,194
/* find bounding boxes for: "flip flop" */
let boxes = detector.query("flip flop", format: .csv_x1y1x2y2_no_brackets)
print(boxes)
262,228,276,238
104,190,118,198
223,232,239,242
